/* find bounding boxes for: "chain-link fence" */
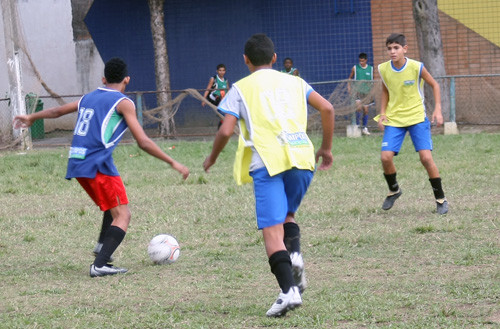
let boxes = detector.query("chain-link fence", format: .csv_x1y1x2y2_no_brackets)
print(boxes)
443,74,500,125
128,89,223,139
310,74,500,131
1,75,499,149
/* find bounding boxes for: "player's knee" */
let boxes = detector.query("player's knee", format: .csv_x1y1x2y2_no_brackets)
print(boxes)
419,151,434,167
380,152,393,164
420,156,434,168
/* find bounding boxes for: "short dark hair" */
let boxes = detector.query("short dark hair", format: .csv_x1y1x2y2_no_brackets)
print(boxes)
358,53,367,59
216,64,226,70
283,57,293,64
386,33,407,46
244,34,275,66
104,57,128,83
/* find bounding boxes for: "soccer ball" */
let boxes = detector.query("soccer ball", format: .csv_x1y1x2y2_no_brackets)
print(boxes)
148,234,180,265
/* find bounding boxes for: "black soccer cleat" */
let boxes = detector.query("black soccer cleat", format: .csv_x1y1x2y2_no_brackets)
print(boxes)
382,189,402,210
436,199,449,215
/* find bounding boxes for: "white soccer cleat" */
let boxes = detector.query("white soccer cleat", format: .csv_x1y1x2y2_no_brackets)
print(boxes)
362,127,371,135
90,264,128,277
266,286,302,317
290,252,307,293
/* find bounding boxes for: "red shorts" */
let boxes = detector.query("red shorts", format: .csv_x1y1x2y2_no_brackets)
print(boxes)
76,172,129,211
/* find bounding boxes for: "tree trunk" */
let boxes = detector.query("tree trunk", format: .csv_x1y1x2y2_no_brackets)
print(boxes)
71,0,96,94
148,0,175,136
412,0,450,121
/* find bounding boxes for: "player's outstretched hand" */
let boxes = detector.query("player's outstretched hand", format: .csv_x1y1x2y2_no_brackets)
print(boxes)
315,148,333,171
203,156,215,173
172,161,190,180
13,115,33,129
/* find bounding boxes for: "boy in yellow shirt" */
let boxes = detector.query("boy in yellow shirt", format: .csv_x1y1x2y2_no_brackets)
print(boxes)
376,33,448,215
203,34,334,317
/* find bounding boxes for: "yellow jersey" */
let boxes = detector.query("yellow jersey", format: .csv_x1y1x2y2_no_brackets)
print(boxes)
377,58,426,127
222,69,316,185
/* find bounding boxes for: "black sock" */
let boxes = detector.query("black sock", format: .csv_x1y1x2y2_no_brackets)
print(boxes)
94,226,125,267
429,177,445,200
98,210,113,244
283,222,301,254
268,250,295,294
384,173,399,192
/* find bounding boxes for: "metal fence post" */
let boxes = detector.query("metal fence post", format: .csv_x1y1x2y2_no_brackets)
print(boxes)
449,77,456,122
136,92,143,127
350,111,356,125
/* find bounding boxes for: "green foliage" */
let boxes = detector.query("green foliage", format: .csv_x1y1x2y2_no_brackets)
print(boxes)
0,133,499,328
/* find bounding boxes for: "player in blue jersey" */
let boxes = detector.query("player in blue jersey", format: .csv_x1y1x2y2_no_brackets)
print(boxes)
14,58,190,277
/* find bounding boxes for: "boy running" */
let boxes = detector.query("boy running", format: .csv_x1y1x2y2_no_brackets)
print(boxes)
376,33,448,214
14,58,189,277
203,34,335,317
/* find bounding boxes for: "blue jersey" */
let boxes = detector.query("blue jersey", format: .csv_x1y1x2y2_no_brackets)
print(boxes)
65,87,131,179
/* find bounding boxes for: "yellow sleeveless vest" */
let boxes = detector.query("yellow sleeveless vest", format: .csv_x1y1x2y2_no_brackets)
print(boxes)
377,58,426,127
233,70,315,185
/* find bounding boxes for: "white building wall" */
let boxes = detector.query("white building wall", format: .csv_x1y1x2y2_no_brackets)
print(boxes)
0,7,8,99
1,0,104,132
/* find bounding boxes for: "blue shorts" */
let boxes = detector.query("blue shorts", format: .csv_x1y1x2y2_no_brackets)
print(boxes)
381,117,433,155
250,167,314,230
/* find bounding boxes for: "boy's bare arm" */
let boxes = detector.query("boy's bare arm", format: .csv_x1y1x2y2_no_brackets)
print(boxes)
13,101,79,128
378,84,389,131
307,91,334,170
203,114,238,172
202,77,215,106
421,67,443,126
347,66,355,92
118,99,189,179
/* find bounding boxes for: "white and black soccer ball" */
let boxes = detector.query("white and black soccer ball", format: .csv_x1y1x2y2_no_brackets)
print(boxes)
148,234,180,265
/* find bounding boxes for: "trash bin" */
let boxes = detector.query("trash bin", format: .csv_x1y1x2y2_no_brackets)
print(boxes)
25,93,44,139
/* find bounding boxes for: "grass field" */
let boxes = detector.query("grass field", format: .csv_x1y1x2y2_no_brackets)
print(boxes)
0,132,499,328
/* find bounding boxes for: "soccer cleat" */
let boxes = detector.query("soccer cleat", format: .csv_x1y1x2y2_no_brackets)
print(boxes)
382,189,402,210
93,243,114,263
90,263,128,277
362,127,371,135
436,199,449,215
266,286,302,317
290,252,307,294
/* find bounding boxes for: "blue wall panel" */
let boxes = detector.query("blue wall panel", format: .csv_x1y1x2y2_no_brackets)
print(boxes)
85,0,373,127
85,0,155,92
